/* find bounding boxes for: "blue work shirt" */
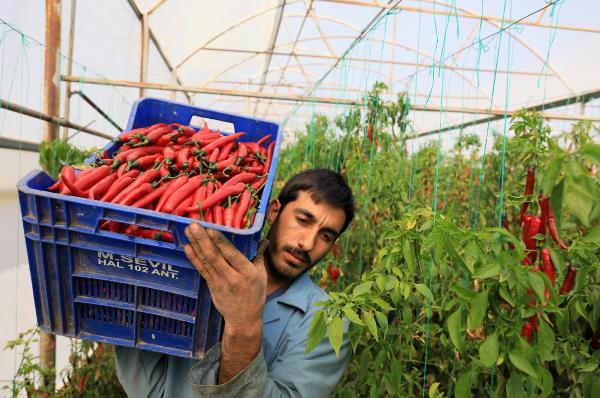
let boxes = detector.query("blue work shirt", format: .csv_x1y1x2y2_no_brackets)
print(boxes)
115,271,350,397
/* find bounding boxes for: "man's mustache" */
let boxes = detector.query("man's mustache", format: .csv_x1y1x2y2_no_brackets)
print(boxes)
282,245,311,265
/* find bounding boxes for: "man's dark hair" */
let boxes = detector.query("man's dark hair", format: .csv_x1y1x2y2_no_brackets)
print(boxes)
277,168,355,235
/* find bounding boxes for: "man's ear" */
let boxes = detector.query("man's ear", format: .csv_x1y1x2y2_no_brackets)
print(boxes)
266,199,281,224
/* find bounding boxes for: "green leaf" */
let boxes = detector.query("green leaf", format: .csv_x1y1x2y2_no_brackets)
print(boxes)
506,374,525,398
564,159,595,227
372,297,394,311
539,367,554,398
328,316,343,357
403,239,416,274
451,285,476,301
583,226,600,244
375,311,388,334
473,262,501,280
445,240,473,274
415,283,435,304
362,311,378,341
509,351,538,379
305,310,327,354
578,143,600,165
447,309,463,350
455,370,475,398
479,333,499,368
537,320,556,362
342,305,364,325
353,281,372,296
467,290,488,330
499,286,516,308
542,157,563,195
527,272,546,304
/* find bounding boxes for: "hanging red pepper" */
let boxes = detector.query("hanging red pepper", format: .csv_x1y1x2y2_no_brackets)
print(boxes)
559,265,577,295
547,203,569,250
521,320,533,344
519,167,535,224
327,264,341,283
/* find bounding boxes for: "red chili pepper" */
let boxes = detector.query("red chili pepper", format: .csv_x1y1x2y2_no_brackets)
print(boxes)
215,155,236,172
185,182,246,212
141,125,172,145
547,203,569,250
213,205,224,225
127,154,160,171
163,175,205,214
74,165,112,191
232,189,252,229
327,264,341,283
202,132,246,154
209,148,220,164
162,232,174,242
236,142,248,162
527,216,542,262
223,172,256,187
130,180,173,209
242,166,263,174
116,162,128,177
256,134,271,147
159,162,170,178
224,206,234,227
112,169,160,204
58,166,75,195
251,177,266,192
155,175,189,212
48,180,60,191
190,132,221,143
61,167,89,197
89,174,118,200
332,243,341,258
529,316,539,333
163,146,177,164
120,146,164,163
539,194,548,236
263,141,275,175
100,176,134,202
519,167,535,224
246,142,260,156
521,320,533,344
177,146,192,171
119,126,148,142
559,265,577,295
173,195,195,216
217,142,235,161
118,183,153,206
540,248,555,287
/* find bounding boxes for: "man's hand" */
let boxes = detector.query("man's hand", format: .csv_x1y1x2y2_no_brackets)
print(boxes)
183,222,269,331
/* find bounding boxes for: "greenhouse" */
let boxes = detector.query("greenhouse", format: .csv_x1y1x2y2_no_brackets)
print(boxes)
1,0,599,397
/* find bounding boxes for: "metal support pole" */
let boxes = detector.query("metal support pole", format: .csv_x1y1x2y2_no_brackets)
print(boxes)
140,12,149,98
61,0,76,140
41,0,61,390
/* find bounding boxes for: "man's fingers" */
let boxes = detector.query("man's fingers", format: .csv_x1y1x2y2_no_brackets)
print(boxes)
184,244,213,282
185,223,235,278
252,239,270,266
207,229,252,273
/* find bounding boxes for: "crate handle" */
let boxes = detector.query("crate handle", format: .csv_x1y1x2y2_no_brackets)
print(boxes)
97,218,179,247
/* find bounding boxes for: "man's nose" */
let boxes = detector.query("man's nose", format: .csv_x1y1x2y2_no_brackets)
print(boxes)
298,229,317,252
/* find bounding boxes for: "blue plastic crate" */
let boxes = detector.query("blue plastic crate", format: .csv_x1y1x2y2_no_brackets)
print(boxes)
17,98,281,358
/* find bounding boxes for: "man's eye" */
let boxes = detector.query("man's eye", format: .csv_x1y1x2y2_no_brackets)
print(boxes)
297,217,308,225
322,233,334,243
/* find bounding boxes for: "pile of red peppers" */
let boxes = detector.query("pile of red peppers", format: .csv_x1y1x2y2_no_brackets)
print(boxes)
48,122,275,241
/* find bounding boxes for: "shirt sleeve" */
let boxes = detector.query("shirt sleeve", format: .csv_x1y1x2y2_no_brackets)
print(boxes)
188,343,267,398
114,346,168,398
188,318,350,398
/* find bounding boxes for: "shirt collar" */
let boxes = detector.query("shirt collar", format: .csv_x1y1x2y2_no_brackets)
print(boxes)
274,271,314,314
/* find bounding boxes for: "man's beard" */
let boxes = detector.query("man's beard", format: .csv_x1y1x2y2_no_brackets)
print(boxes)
265,214,314,282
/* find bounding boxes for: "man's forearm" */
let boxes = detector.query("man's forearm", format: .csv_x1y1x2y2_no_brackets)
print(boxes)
218,320,263,384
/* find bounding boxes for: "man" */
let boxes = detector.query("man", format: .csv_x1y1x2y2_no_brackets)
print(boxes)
115,168,355,397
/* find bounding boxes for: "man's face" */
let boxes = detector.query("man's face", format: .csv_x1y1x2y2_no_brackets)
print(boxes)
265,190,346,282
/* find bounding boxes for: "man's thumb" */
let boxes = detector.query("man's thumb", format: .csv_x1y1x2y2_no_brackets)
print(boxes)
253,239,269,264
